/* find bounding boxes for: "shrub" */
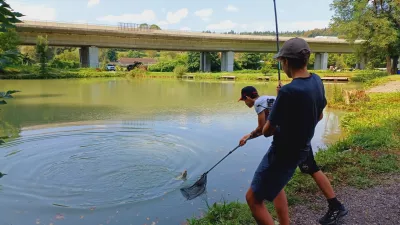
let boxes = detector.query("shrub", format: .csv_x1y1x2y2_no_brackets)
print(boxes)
115,65,124,71
148,61,177,72
127,67,148,78
351,71,388,82
173,65,187,77
261,63,273,76
2,67,21,74
138,65,148,71
49,59,79,69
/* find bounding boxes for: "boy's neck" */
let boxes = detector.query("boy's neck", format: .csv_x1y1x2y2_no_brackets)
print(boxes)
291,68,310,79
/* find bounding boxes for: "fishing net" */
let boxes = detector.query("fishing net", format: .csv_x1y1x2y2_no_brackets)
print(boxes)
180,173,207,200
179,144,244,201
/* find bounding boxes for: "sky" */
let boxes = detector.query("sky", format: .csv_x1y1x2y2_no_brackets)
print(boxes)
7,0,335,32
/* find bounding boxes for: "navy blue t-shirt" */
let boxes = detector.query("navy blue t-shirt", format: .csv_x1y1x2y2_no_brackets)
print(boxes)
267,73,327,158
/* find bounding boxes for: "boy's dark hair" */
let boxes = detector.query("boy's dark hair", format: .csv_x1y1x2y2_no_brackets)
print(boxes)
239,86,259,101
284,49,311,70
248,92,259,99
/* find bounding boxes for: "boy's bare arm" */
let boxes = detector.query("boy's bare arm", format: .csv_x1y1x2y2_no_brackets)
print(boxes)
262,120,277,137
250,110,269,138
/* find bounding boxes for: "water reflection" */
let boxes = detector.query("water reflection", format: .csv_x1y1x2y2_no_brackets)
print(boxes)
322,109,346,145
0,78,357,225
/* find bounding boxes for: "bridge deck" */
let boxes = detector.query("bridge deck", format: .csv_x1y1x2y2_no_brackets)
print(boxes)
14,21,361,53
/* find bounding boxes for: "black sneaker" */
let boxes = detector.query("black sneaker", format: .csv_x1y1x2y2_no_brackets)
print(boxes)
318,205,348,224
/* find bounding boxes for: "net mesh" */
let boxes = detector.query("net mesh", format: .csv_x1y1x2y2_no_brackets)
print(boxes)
180,173,207,200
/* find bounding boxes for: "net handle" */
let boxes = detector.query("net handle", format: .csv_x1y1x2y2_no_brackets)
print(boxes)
205,138,249,175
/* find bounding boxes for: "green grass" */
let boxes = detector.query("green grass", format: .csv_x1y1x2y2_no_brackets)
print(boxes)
1,66,383,82
350,70,389,82
364,75,400,89
187,82,400,224
0,66,127,79
187,201,255,225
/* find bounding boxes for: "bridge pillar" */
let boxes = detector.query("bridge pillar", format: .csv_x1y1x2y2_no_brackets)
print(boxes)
357,55,366,70
221,51,234,72
314,53,328,70
200,52,211,72
80,46,99,68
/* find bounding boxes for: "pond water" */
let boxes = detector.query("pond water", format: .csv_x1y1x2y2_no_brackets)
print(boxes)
0,78,357,225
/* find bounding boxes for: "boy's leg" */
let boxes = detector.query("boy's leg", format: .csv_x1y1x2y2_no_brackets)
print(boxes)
273,189,290,225
311,170,335,199
246,188,290,225
298,149,348,224
246,188,275,225
298,149,341,201
248,146,296,225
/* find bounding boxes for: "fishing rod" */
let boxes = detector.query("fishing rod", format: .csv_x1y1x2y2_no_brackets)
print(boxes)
272,0,281,84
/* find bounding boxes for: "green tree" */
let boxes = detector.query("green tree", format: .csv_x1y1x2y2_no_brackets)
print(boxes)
0,28,19,51
260,62,272,75
0,1,23,71
209,52,221,72
99,48,108,62
150,24,161,30
187,52,200,72
127,50,146,58
0,0,24,32
307,53,315,69
234,60,242,70
159,51,177,60
330,0,400,74
55,49,80,62
36,35,49,75
106,49,117,62
100,57,108,71
174,52,188,65
343,54,358,68
0,28,20,70
145,50,159,58
19,46,36,62
55,47,76,55
139,23,149,29
239,53,261,70
117,51,128,58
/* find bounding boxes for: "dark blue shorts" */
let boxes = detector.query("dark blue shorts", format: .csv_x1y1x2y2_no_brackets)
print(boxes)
298,146,321,175
250,145,309,202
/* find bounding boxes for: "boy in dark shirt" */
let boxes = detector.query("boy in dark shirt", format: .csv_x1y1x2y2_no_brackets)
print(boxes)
242,38,348,225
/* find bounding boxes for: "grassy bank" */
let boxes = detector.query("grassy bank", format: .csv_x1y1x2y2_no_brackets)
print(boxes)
364,75,400,88
0,66,128,79
187,79,400,224
0,66,390,82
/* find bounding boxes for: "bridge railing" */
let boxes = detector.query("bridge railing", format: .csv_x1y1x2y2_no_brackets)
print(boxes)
17,19,266,36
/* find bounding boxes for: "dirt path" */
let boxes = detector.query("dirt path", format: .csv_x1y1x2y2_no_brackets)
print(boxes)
289,175,400,225
367,81,400,93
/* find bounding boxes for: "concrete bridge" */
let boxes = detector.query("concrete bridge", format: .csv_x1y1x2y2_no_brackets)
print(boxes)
15,20,363,71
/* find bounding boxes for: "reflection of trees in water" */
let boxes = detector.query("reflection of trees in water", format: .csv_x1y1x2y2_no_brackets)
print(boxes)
0,120,21,140
0,92,23,142
322,110,343,144
0,103,121,135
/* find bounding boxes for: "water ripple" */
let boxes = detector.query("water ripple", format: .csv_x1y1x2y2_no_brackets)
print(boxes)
0,122,202,209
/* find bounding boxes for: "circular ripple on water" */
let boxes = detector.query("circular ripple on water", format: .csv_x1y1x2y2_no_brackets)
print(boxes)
0,122,201,208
